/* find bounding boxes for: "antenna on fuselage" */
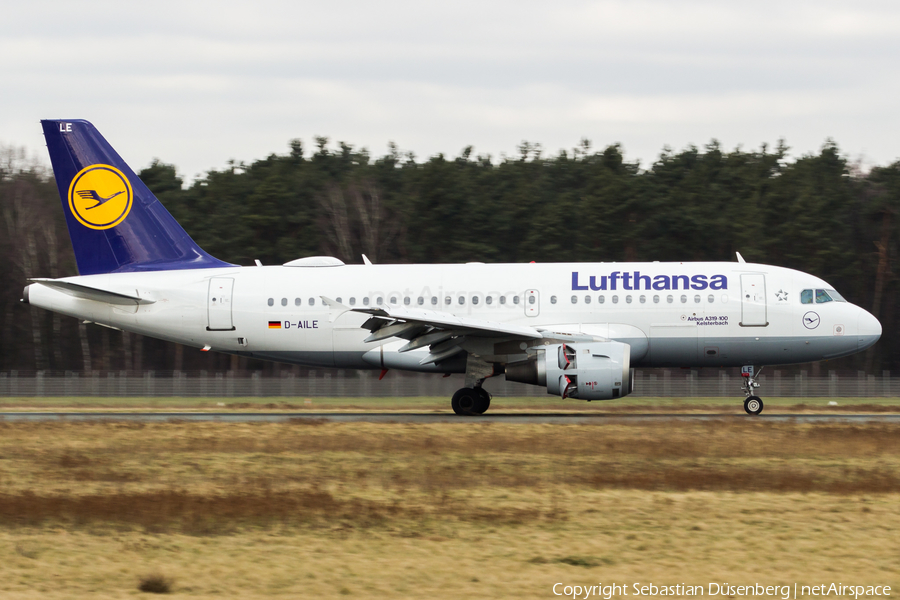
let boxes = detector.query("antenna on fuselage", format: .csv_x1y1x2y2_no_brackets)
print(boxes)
362,254,373,265
735,252,746,264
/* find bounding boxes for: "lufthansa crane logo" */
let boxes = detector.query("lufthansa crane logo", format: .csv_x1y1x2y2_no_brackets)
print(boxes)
802,311,820,330
67,164,133,230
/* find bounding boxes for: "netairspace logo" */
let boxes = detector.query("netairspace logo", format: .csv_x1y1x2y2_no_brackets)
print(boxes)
551,583,892,600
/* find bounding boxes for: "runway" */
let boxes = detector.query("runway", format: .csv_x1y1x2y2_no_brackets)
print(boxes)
1,412,898,423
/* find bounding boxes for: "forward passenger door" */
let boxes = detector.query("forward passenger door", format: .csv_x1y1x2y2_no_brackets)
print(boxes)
739,274,768,327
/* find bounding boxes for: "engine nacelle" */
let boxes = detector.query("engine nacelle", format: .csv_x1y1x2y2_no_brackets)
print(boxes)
506,341,633,400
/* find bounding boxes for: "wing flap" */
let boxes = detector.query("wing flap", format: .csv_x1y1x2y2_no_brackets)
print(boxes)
351,305,541,365
352,306,542,339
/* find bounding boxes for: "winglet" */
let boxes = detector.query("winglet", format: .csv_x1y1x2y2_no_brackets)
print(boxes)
736,252,746,264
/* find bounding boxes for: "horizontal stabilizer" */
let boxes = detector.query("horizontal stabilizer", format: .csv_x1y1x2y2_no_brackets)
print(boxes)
29,278,155,306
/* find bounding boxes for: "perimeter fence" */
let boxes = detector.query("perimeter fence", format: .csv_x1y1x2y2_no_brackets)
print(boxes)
0,370,896,398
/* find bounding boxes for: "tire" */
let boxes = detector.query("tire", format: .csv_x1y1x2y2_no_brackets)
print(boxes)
744,396,764,415
473,387,492,414
451,388,480,416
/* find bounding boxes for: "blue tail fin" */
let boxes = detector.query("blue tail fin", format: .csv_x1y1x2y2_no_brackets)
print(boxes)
41,119,233,275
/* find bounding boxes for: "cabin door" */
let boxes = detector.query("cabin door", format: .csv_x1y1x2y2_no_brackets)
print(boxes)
740,273,768,327
207,277,235,331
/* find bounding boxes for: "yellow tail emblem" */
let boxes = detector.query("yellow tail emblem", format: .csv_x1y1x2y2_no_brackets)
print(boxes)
68,164,133,230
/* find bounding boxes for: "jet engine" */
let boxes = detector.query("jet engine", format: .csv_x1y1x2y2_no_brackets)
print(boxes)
505,341,633,400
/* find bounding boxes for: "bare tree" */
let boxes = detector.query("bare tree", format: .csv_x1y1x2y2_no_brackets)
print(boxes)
319,180,401,263
1,169,47,370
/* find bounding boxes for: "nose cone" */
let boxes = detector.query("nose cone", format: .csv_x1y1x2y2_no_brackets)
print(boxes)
857,308,882,351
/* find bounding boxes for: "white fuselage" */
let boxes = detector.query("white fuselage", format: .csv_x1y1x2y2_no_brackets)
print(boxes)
25,261,881,372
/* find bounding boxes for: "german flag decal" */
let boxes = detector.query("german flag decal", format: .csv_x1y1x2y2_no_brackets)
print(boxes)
268,321,282,329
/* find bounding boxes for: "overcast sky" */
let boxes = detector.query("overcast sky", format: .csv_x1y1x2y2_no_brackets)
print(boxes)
2,0,899,180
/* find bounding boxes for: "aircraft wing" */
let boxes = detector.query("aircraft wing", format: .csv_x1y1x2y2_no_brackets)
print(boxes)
348,304,543,365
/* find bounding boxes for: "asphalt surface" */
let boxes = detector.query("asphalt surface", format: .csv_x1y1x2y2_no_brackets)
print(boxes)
0,412,898,423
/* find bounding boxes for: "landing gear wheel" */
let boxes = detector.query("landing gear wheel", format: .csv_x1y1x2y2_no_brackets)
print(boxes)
451,388,480,416
744,396,764,415
473,387,491,414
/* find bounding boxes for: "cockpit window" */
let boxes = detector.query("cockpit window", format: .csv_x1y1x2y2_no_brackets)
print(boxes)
815,289,833,303
800,289,813,304
826,289,847,302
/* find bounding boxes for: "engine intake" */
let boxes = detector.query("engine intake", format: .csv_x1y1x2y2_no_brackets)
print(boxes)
506,341,633,401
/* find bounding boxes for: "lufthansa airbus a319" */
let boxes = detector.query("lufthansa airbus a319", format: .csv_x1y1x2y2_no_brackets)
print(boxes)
22,120,882,415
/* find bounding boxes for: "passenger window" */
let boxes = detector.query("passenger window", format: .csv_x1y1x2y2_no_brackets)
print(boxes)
309,297,315,306
626,295,632,304
486,296,493,305
445,296,451,305
598,295,605,304
404,297,411,305
708,294,714,303
431,297,438,305
281,298,287,306
499,296,506,305
458,296,465,305
528,295,536,305
667,295,673,304
680,295,687,303
363,297,370,305
267,298,274,307
571,295,578,304
800,289,813,304
349,297,356,306
640,295,646,304
612,295,619,304
550,296,557,304
336,297,342,304
294,298,301,306
417,297,424,305
584,295,591,304
472,296,479,305
815,289,833,303
653,295,659,304
390,296,398,304
694,295,701,303
513,296,520,305
376,297,383,305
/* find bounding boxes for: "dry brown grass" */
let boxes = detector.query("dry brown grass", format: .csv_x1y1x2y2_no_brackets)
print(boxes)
0,492,897,599
0,420,897,598
0,421,898,519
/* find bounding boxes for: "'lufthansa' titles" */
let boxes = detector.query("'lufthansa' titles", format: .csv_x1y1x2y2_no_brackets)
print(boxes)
572,271,727,291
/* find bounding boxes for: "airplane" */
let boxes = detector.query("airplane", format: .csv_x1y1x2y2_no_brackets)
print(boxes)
22,119,882,416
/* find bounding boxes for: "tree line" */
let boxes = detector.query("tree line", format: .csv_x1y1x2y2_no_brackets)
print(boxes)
1,137,897,375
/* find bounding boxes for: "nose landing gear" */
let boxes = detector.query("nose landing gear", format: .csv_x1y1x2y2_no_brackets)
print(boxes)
743,395,764,415
741,366,764,415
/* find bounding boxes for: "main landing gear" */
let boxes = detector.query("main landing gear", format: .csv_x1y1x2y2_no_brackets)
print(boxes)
450,355,497,416
451,386,491,416
741,366,764,415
